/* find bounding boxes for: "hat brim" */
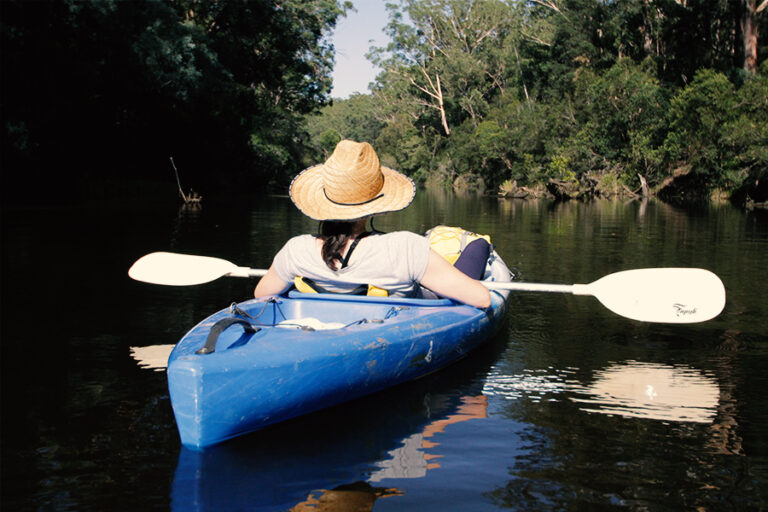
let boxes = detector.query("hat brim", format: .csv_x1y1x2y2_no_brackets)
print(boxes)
289,164,416,221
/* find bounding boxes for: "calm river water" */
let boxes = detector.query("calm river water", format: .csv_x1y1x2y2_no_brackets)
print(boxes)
2,190,767,510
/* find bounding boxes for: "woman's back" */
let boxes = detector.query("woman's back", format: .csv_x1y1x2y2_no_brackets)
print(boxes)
272,231,430,297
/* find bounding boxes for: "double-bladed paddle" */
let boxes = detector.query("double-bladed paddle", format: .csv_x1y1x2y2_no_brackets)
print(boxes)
128,252,726,324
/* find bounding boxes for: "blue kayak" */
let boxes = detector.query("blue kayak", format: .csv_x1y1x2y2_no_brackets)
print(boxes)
167,255,511,449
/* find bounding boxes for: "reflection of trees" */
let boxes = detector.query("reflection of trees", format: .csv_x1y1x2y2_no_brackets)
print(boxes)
482,197,766,510
484,359,753,509
706,332,746,456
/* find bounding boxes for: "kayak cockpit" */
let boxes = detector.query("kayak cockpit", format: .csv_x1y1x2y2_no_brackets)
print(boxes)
170,293,480,358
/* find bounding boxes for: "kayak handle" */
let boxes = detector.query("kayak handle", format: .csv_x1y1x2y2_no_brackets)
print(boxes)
196,318,260,355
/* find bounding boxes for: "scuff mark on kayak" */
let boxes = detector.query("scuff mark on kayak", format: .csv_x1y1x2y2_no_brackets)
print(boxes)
364,337,389,350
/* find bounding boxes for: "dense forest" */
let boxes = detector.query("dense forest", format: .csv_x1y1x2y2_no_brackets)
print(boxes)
2,0,767,205
307,0,768,204
1,0,349,202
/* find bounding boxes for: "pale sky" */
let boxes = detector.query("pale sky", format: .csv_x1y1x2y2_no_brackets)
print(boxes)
330,0,390,98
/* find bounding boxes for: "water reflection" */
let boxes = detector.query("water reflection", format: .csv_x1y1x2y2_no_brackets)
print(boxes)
169,392,489,511
369,396,488,481
287,396,488,511
290,482,402,512
483,366,576,402
130,345,175,372
483,360,721,424
5,193,767,511
168,333,508,511
570,361,719,423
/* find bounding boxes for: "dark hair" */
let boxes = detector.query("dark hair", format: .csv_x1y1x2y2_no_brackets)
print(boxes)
319,221,358,270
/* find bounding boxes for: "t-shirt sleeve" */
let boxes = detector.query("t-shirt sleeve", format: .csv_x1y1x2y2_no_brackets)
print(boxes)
272,236,304,284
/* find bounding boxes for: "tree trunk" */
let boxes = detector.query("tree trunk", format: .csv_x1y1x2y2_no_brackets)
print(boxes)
641,0,653,57
638,174,650,198
742,0,763,74
436,74,451,136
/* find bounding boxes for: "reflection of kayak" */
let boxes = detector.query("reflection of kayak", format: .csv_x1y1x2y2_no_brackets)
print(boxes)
167,255,511,449
170,367,499,512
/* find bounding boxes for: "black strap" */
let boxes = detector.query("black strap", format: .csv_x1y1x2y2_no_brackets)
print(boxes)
196,317,260,355
339,231,371,268
323,188,385,206
298,231,374,295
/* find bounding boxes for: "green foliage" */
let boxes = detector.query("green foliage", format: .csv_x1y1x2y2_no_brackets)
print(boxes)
568,58,668,183
305,94,385,163
1,0,348,198
545,154,568,179
661,65,768,191
305,0,766,200
6,0,762,201
664,69,738,187
720,64,768,181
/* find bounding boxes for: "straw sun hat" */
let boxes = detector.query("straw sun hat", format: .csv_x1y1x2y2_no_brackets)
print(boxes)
289,140,416,221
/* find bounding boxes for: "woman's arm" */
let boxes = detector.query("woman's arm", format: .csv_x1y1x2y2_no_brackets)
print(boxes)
419,249,491,308
254,264,292,298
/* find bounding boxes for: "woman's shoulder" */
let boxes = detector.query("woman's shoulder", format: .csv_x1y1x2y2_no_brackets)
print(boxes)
283,233,319,245
368,230,429,251
371,230,425,241
277,234,319,256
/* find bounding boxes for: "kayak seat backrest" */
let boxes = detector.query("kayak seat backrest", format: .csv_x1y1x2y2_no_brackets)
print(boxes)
293,276,389,297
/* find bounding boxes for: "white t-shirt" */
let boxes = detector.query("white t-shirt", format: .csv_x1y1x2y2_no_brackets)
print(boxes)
272,231,431,296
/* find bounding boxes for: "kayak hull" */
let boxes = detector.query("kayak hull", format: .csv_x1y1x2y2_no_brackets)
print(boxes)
168,259,511,449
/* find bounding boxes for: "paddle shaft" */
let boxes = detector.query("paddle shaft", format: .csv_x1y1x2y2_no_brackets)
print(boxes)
232,270,579,293
229,267,268,278
128,252,726,323
485,281,580,294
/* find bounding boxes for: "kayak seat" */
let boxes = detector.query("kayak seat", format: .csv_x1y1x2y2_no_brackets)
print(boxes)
293,276,389,297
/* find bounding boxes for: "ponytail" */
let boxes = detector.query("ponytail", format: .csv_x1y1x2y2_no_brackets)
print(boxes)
320,221,357,270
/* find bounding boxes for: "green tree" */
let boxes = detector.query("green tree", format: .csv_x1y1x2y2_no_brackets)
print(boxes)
305,94,385,161
306,0,768,198
664,69,739,187
570,59,668,184
719,62,768,187
1,0,349,200
370,0,516,137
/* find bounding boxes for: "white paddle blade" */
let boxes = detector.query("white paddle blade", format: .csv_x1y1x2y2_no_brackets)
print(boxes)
576,268,726,323
128,252,240,286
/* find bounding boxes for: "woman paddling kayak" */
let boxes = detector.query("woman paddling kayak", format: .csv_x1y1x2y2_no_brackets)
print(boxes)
254,139,492,308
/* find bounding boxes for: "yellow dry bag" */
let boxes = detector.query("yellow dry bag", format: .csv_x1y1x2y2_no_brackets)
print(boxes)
425,225,492,265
